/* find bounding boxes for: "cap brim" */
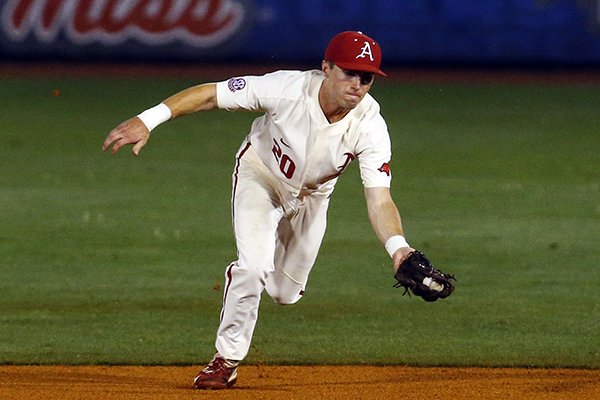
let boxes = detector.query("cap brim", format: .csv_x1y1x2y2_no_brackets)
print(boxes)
335,61,387,77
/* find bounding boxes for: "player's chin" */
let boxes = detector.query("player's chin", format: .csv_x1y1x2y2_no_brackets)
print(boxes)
343,94,362,108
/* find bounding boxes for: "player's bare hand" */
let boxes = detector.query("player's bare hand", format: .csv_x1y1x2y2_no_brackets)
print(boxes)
392,246,415,272
102,117,150,156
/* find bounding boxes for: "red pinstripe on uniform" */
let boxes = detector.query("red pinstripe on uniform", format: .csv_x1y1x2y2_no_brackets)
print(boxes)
220,262,236,322
231,142,252,221
220,142,252,321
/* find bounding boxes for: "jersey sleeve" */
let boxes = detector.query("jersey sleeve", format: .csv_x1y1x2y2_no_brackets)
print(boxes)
216,76,262,111
216,71,298,112
356,114,393,188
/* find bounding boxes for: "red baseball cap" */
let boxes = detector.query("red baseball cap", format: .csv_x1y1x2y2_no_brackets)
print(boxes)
324,31,387,77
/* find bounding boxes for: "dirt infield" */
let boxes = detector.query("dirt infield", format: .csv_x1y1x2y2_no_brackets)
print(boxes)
1,366,599,400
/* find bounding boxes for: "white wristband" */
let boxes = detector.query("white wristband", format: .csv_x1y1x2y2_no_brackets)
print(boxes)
137,103,172,132
385,235,409,258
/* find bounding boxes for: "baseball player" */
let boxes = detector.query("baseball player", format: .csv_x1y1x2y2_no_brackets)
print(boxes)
103,31,415,390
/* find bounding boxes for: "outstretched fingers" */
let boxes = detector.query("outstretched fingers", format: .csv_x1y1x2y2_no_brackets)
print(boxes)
102,117,150,156
102,122,128,154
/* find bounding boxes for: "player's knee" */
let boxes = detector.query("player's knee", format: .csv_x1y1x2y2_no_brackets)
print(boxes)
270,289,304,305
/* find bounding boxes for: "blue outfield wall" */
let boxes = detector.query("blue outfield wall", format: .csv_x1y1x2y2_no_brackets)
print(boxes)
1,0,600,66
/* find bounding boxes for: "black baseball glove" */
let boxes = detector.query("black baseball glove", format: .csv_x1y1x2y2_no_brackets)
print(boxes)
394,251,455,302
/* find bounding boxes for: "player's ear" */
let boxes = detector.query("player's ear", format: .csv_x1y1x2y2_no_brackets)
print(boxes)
321,60,330,75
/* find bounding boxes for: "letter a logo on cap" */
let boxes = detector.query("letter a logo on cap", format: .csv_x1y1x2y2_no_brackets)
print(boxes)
325,31,387,76
356,42,374,61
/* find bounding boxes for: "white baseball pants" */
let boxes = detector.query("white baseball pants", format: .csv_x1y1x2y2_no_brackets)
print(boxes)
215,142,330,361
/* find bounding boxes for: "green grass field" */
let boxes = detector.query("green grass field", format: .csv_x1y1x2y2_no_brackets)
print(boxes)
0,72,598,368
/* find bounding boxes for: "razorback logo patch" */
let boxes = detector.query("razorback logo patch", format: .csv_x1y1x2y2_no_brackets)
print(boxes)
378,162,391,176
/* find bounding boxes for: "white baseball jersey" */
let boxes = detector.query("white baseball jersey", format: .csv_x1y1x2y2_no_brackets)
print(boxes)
213,69,394,361
216,70,393,197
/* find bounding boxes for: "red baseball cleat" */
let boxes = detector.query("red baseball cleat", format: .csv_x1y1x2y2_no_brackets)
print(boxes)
193,354,239,390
